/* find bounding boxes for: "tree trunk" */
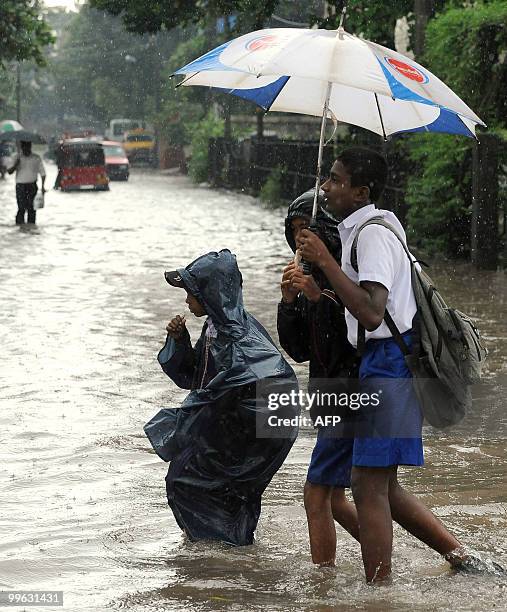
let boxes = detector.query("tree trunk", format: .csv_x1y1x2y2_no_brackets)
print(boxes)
471,134,499,270
413,0,433,58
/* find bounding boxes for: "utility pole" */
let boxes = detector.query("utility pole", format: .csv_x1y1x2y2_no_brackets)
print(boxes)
413,0,433,58
16,63,21,123
256,109,264,139
471,135,499,269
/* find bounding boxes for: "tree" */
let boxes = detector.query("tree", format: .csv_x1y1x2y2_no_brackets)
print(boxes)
89,0,280,33
6,4,182,132
320,0,412,48
48,5,179,124
0,0,54,66
89,0,414,47
405,1,507,258
423,0,507,128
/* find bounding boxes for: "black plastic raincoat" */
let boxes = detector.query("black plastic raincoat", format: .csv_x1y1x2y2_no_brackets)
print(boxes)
144,250,298,546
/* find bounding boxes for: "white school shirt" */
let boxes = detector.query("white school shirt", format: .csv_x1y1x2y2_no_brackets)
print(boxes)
338,204,417,347
13,153,46,184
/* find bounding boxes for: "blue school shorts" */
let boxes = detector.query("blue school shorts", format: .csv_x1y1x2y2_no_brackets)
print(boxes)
307,429,353,487
352,332,424,467
306,332,423,487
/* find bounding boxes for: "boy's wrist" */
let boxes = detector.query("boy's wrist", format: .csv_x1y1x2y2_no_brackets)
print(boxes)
318,251,337,271
307,288,322,303
280,297,297,311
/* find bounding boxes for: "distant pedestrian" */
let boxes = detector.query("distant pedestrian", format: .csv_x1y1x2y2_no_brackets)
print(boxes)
53,141,64,190
8,141,46,225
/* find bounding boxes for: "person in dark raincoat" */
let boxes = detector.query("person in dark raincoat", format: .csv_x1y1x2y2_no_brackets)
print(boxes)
144,249,298,546
277,190,360,566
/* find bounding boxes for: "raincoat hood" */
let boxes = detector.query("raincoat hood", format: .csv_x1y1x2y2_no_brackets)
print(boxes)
176,249,246,335
285,189,342,262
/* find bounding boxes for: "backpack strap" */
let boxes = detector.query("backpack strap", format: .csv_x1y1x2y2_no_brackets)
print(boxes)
351,217,413,357
384,310,411,356
350,217,415,272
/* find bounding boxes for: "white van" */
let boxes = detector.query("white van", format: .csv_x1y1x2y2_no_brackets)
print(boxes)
105,119,153,142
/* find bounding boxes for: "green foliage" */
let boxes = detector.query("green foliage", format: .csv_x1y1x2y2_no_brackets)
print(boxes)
424,1,507,128
88,0,417,54
403,1,507,259
188,111,224,183
405,134,473,258
55,7,176,121
0,67,16,116
32,5,181,128
89,0,413,44
319,0,412,47
0,8,75,121
156,27,260,149
0,0,54,66
156,32,212,142
90,0,280,33
259,166,286,208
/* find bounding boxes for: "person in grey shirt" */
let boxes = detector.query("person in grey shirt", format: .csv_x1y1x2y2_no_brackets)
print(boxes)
8,141,46,225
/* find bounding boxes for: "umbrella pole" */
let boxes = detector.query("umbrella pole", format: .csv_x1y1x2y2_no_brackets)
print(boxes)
301,82,332,276
311,81,332,223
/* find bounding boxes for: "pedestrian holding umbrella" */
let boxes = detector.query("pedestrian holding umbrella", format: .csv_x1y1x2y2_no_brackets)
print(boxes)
173,5,485,243
6,138,47,226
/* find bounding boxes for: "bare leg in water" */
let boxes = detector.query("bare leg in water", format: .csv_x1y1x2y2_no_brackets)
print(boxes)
304,481,359,566
331,487,360,541
351,466,394,582
388,471,462,559
352,464,470,583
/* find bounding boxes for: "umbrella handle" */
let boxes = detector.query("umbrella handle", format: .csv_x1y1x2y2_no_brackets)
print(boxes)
301,259,312,275
301,222,318,275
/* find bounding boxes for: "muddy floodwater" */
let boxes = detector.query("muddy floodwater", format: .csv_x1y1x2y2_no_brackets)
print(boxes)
0,165,505,612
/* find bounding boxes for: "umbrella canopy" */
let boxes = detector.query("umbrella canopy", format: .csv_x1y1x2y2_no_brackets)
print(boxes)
0,130,46,144
175,25,485,228
175,26,485,138
178,71,478,139
0,120,24,133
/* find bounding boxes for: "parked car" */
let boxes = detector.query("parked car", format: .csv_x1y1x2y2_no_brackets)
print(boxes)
56,140,109,191
102,141,129,181
122,129,157,166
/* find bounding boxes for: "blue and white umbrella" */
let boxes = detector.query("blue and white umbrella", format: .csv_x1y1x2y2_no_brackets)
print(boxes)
175,25,485,218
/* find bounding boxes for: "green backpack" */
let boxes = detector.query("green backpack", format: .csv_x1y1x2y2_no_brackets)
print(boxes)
351,217,488,429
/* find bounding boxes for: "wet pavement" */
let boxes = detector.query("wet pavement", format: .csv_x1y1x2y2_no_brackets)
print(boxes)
0,164,506,611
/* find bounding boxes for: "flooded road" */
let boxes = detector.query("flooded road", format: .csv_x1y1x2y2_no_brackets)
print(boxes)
0,165,505,611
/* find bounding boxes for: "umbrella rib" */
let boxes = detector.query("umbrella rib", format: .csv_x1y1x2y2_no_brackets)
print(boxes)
175,72,202,88
374,93,387,140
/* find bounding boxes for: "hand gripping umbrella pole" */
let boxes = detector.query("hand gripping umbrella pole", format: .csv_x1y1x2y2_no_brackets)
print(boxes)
301,81,333,275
